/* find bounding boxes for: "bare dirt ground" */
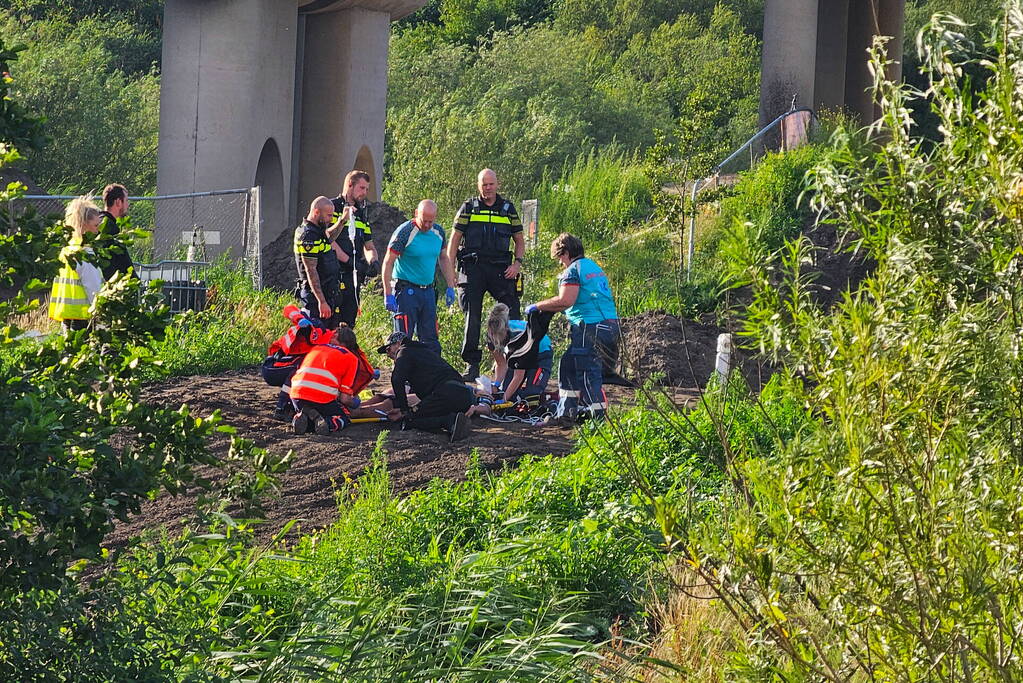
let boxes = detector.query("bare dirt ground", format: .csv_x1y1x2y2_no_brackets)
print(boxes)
109,368,587,547
106,314,713,548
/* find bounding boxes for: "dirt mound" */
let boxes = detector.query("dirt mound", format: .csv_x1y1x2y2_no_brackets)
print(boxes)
260,201,409,291
803,222,874,309
620,312,772,390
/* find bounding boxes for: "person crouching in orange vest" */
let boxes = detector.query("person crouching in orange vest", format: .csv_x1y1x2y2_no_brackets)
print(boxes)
263,304,335,421
289,340,361,435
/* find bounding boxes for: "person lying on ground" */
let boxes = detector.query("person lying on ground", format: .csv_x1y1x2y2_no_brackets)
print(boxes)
377,332,472,442
484,303,554,402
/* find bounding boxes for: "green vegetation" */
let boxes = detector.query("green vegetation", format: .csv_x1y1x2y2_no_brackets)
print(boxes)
385,2,761,217
0,12,160,193
660,11,1023,677
3,378,806,678
7,1,1023,680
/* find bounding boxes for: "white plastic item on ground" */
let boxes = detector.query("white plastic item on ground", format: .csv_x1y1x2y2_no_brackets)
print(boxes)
714,333,733,381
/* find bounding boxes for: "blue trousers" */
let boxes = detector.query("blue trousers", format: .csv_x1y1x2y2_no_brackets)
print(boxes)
393,283,441,355
557,319,619,419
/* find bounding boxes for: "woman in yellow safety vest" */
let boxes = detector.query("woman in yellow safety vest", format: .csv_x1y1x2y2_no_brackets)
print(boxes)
48,196,105,333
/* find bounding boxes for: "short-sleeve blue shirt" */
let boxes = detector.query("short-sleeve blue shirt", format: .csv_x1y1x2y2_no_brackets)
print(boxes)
388,220,446,287
558,257,617,324
508,319,552,353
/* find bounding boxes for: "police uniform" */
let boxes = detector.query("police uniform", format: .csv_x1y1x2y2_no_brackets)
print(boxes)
331,196,373,328
293,218,343,329
453,193,522,373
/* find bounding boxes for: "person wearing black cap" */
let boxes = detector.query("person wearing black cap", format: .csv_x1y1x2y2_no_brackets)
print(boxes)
377,332,472,442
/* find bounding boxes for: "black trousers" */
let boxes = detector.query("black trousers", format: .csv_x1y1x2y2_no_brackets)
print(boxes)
408,380,474,433
457,260,520,367
299,285,345,330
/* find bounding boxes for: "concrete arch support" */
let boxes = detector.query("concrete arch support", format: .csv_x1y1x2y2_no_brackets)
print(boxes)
255,138,286,260
157,0,428,279
296,6,390,212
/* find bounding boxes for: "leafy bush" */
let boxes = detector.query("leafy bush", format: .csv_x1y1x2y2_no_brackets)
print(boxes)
1,12,160,193
663,9,1023,678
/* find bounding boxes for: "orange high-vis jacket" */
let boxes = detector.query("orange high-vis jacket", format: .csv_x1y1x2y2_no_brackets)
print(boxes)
283,304,305,325
289,345,358,404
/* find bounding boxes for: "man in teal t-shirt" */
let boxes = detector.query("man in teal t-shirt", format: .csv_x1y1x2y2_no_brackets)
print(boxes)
381,200,457,355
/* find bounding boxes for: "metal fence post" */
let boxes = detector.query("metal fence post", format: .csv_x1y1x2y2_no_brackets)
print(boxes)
521,199,539,249
250,185,262,290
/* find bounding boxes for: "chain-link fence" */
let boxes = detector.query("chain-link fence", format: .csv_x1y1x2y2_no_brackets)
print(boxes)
685,107,818,277
8,188,262,288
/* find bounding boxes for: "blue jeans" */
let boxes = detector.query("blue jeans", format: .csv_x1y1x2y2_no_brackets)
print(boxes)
557,319,619,419
393,283,441,355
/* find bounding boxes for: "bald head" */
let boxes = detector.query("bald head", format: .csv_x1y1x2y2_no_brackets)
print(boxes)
414,199,437,231
307,196,334,225
478,169,498,204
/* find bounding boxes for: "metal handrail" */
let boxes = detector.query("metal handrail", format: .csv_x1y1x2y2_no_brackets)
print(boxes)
686,106,817,278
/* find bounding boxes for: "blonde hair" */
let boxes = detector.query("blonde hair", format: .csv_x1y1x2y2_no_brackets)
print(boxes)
65,196,102,238
486,303,511,350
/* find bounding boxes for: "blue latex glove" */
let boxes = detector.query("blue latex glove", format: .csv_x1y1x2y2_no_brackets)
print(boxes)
373,368,381,379
524,303,539,315
385,294,398,312
350,396,361,409
445,286,456,306
297,318,312,328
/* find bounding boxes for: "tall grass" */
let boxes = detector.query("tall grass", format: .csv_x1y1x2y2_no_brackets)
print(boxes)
536,150,654,245
141,258,293,380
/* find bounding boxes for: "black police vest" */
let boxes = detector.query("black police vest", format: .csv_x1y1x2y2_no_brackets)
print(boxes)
459,197,516,258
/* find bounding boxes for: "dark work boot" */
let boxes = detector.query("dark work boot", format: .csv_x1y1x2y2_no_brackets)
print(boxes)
449,412,471,442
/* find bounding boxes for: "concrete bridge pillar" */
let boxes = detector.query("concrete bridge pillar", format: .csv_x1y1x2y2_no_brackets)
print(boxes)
157,0,426,285
760,0,906,126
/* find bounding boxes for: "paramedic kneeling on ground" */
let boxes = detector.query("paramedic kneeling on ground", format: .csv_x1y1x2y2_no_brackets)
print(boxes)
523,233,619,425
485,303,553,402
289,332,364,435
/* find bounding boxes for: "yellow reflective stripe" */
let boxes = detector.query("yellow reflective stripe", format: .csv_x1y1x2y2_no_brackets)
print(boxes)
291,378,339,397
294,240,331,255
49,269,90,320
355,220,371,234
468,214,512,225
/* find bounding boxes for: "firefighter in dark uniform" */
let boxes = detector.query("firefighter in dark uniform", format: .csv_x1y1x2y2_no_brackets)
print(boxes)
330,170,379,328
294,196,344,329
446,168,526,380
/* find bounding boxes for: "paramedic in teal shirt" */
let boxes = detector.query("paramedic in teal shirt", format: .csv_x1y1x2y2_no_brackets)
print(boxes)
523,233,619,425
381,200,457,355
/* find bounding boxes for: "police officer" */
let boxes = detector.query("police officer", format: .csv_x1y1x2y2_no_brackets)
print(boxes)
447,168,526,380
330,170,379,328
294,196,344,329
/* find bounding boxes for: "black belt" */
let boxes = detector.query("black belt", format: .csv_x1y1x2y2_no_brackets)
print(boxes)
396,279,432,289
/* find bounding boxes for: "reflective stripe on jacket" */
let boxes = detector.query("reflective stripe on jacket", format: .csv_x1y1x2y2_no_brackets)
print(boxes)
49,245,90,321
289,345,357,403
